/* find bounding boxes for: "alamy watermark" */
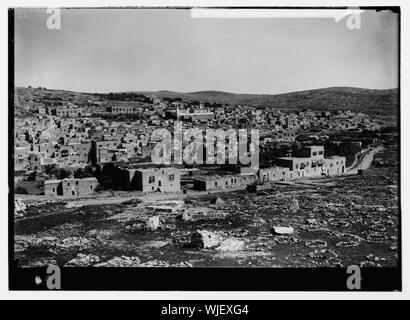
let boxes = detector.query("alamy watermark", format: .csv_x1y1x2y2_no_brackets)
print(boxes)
151,122,259,170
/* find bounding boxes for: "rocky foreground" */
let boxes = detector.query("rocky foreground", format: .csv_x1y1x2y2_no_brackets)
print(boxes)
14,145,399,268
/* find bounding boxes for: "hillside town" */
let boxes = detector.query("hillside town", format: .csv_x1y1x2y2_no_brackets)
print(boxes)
13,86,399,269
14,86,384,197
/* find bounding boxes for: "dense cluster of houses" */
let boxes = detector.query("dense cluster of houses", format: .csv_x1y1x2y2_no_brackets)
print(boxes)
14,87,378,197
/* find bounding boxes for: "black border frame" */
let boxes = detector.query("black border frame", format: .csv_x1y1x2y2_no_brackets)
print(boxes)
8,6,402,291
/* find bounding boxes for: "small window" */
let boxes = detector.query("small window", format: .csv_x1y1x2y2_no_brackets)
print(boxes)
90,185,93,190
313,151,317,156
319,151,323,155
149,176,155,183
76,181,79,185
67,182,70,186
169,174,174,181
52,187,55,193
215,181,218,186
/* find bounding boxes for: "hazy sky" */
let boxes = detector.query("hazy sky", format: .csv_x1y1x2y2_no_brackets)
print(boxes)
14,8,399,94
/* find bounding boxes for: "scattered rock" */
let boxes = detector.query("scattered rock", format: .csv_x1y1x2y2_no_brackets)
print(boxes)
88,229,114,239
301,219,327,231
289,198,299,212
306,218,317,225
139,260,193,267
177,211,192,221
359,260,377,267
14,200,27,217
95,256,140,267
65,202,83,209
272,226,294,235
305,240,327,248
27,258,58,267
216,239,245,252
56,237,92,249
307,249,338,259
336,240,360,247
146,216,160,231
65,253,100,267
223,228,249,238
273,236,298,245
212,197,225,206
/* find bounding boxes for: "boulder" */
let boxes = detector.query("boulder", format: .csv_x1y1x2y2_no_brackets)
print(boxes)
211,197,225,206
181,211,192,221
289,198,299,212
191,230,222,249
146,216,160,231
272,226,294,235
15,200,27,217
216,239,245,252
15,199,26,212
306,218,317,225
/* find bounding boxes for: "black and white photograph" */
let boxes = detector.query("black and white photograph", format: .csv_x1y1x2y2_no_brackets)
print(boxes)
8,5,402,292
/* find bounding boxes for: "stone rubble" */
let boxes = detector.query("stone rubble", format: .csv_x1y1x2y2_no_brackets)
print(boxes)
94,255,140,267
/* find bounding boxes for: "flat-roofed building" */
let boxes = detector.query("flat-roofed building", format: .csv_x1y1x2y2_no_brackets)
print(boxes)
107,102,144,114
193,173,257,191
56,104,82,118
258,166,291,182
133,167,180,193
44,177,98,197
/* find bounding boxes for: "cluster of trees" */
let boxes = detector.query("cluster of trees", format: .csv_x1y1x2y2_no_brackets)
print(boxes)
324,143,361,167
104,92,150,102
43,165,95,180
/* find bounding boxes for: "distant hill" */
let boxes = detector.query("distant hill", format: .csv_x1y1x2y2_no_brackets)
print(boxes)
130,87,398,116
15,86,399,118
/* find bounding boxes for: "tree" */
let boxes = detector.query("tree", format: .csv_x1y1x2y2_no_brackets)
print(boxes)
27,171,37,181
56,169,71,180
101,178,115,190
74,167,94,179
15,186,29,194
44,164,57,175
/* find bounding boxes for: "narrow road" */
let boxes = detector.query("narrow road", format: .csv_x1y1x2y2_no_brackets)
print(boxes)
347,145,384,173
